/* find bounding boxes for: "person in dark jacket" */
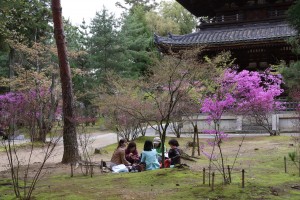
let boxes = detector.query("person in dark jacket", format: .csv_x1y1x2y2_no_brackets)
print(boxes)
167,139,181,165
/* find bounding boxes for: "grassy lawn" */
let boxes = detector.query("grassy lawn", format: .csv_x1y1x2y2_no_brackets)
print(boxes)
0,135,299,200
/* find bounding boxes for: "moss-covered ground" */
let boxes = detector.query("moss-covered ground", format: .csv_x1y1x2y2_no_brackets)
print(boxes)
0,135,299,200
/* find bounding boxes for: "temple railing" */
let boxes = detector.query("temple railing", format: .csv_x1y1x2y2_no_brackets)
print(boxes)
214,14,244,23
268,10,286,18
200,10,287,27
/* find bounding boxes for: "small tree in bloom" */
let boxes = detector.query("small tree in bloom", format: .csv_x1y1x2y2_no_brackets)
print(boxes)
227,69,283,135
0,88,60,142
0,60,61,142
0,92,26,134
201,91,236,184
0,89,62,199
200,69,283,183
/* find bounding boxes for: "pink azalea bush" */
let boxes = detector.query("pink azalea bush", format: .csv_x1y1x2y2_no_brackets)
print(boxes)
199,69,283,183
201,69,283,128
0,92,26,128
0,88,60,140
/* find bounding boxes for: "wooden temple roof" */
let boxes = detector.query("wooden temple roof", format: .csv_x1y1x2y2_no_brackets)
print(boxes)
154,22,297,51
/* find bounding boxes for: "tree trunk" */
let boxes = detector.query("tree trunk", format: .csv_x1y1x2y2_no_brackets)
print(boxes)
173,122,181,138
161,122,169,168
36,121,52,142
8,47,15,91
192,125,196,157
51,0,79,163
196,124,200,156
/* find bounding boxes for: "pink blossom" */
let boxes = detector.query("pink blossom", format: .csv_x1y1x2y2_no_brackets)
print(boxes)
201,69,283,121
200,69,283,150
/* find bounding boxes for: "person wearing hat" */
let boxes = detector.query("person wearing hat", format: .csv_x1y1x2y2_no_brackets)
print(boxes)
153,137,166,163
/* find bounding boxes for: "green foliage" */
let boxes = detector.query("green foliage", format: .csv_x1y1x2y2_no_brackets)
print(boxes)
0,51,9,78
287,37,300,55
284,1,300,99
66,19,94,105
288,0,300,34
200,51,234,95
89,7,123,80
279,38,300,100
0,0,53,91
119,6,157,78
281,61,300,89
0,0,198,115
144,1,197,36
116,0,158,12
72,8,124,105
159,0,197,35
0,0,52,44
288,151,296,162
145,11,180,36
64,19,86,51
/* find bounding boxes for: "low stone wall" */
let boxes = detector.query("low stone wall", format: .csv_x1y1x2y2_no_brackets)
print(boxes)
182,111,299,133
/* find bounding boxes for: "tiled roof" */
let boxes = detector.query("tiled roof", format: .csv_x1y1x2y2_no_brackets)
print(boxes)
154,22,297,47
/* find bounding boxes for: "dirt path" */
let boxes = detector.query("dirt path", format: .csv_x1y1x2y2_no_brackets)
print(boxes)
0,132,117,172
1,131,296,172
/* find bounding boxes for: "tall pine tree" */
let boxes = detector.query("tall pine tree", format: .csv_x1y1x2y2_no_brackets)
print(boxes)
89,7,122,81
119,5,157,78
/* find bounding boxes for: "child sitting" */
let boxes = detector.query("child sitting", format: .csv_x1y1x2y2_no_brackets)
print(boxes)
165,139,181,167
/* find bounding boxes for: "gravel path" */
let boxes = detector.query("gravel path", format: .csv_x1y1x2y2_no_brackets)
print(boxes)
0,126,296,172
0,132,117,172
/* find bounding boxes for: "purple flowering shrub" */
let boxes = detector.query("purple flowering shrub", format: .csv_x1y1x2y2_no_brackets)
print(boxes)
0,88,60,141
200,69,283,183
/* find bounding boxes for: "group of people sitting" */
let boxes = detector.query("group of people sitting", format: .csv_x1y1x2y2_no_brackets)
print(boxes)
110,137,181,172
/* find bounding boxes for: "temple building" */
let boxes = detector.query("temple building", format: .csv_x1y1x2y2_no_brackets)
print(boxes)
155,0,299,133
155,0,298,70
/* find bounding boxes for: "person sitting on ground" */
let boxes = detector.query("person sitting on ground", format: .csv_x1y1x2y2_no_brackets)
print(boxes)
140,140,160,170
125,141,140,165
153,137,166,163
165,139,181,167
110,139,131,169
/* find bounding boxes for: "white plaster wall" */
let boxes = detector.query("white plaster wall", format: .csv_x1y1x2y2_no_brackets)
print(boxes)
182,114,237,133
182,112,299,133
278,112,299,132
